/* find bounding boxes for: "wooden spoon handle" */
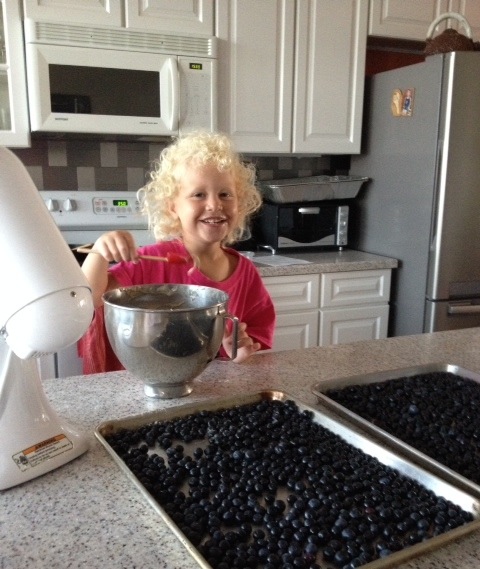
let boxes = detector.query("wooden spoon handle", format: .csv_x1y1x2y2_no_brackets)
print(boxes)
73,244,189,263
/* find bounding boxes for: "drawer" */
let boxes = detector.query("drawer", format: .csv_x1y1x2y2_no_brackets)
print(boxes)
319,304,389,346
320,269,391,308
262,274,320,312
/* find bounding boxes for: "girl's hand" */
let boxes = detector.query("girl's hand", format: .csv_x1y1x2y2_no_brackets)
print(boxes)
81,230,137,307
91,230,139,263
222,322,261,363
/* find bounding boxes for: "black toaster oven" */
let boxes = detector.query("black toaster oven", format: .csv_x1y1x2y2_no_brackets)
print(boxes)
252,200,350,252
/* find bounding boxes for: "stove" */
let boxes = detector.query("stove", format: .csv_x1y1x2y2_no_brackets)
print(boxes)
39,190,152,246
37,190,154,380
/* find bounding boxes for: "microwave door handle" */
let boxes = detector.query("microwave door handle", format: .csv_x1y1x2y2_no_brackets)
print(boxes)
160,57,179,131
298,207,320,214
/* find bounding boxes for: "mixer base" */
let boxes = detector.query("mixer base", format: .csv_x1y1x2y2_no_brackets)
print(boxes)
0,344,88,490
144,382,193,399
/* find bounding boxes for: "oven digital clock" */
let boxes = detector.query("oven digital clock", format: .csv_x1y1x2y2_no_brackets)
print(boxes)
113,199,128,207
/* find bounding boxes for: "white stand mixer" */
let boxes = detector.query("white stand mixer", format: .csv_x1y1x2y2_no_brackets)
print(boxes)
0,146,94,490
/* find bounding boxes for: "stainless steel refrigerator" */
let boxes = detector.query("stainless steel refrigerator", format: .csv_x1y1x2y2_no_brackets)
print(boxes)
351,51,480,336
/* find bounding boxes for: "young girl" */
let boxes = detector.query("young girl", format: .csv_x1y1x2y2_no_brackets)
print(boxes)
79,131,275,373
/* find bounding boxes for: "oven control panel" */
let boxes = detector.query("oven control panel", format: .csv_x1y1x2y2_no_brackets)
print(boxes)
39,190,148,230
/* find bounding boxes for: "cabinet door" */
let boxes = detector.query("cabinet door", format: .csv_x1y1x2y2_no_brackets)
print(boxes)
453,0,480,41
262,273,320,352
319,305,389,346
215,0,295,153
293,0,368,154
270,311,319,352
321,270,391,308
368,0,450,40
23,0,122,26
0,0,30,147
262,274,320,312
125,0,214,35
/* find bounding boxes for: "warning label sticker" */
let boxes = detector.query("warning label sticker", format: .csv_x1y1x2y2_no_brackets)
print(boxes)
12,434,73,471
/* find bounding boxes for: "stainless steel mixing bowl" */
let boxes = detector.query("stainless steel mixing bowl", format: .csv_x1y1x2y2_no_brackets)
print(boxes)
103,284,238,399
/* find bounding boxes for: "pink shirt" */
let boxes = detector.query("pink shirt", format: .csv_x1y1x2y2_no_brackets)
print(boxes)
109,240,276,355
79,241,275,374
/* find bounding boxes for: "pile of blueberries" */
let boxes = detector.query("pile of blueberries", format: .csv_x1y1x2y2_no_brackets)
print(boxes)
105,398,473,569
325,371,480,485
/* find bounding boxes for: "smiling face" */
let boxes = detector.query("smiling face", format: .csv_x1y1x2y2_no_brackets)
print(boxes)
169,162,239,249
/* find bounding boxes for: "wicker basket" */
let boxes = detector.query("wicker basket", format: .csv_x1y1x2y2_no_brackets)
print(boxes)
424,12,477,55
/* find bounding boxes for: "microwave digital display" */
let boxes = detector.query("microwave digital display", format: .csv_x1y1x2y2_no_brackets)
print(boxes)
49,65,160,117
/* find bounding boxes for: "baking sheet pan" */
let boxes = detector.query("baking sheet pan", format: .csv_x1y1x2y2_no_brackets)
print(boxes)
312,363,480,498
95,390,480,569
259,175,369,203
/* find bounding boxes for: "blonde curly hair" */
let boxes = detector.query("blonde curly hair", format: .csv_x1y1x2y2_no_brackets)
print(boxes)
138,131,262,245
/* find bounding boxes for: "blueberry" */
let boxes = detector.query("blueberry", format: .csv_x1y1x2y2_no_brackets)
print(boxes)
304,542,318,556
107,396,473,568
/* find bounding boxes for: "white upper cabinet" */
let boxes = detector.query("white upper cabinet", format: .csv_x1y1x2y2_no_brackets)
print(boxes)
369,0,480,41
125,1,214,35
0,0,30,147
23,0,123,26
294,1,367,154
216,0,368,155
460,1,480,39
216,0,295,154
23,1,214,35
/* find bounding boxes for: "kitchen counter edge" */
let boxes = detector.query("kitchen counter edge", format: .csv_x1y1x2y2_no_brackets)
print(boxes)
253,248,398,277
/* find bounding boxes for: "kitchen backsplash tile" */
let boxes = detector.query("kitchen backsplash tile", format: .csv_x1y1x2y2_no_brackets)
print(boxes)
127,167,147,190
12,138,341,192
12,139,49,166
100,142,118,167
27,165,43,189
47,141,68,166
77,166,95,190
43,166,77,191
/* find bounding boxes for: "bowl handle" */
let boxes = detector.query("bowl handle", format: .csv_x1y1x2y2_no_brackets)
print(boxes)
223,313,239,361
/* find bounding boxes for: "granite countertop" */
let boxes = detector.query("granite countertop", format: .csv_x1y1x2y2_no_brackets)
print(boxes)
2,328,480,568
252,249,398,277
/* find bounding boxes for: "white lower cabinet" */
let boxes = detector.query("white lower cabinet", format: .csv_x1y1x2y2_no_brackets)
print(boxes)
273,312,319,352
319,304,389,346
263,269,391,352
262,274,320,352
320,269,390,346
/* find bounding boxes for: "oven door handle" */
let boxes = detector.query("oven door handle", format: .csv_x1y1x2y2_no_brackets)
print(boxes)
298,207,320,214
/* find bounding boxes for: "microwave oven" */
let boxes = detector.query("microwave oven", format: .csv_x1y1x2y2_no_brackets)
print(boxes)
253,201,350,252
24,20,217,137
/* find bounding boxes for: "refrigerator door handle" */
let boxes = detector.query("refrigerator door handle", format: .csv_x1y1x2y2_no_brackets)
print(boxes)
448,303,480,315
